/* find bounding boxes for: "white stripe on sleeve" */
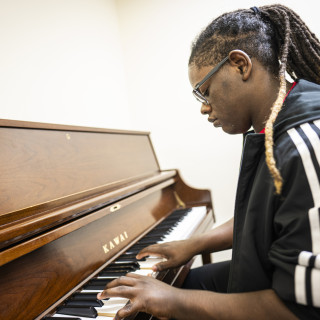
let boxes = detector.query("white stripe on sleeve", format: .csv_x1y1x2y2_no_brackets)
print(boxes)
287,127,320,206
298,251,312,267
301,123,320,168
316,255,320,269
311,269,320,307
314,119,320,129
295,265,307,305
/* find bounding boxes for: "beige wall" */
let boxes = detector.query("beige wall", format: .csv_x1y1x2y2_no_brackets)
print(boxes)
1,0,320,224
0,0,130,129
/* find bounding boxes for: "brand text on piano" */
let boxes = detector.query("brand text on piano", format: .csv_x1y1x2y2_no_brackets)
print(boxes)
102,231,129,254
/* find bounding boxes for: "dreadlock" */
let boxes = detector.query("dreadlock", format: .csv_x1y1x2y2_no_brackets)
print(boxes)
189,4,320,194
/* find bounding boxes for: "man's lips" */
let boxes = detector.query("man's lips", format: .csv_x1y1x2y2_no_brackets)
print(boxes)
208,117,222,127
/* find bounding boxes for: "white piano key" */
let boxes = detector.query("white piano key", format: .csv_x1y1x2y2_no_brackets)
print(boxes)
161,206,206,242
138,258,164,269
95,299,128,317
52,315,112,320
131,268,153,276
102,297,128,305
163,208,203,241
97,298,129,318
96,268,153,278
80,289,103,293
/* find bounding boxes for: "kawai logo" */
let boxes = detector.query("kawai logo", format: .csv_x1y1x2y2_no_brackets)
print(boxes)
102,231,129,254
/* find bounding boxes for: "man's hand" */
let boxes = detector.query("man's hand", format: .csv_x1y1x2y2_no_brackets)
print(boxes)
136,239,197,271
97,273,178,320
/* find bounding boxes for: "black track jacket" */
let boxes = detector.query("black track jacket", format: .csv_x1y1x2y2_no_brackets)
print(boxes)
228,79,320,319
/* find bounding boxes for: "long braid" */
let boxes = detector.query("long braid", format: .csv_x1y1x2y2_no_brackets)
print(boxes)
260,6,290,194
189,4,320,194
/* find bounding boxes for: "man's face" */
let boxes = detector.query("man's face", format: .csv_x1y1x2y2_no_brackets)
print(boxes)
188,61,253,135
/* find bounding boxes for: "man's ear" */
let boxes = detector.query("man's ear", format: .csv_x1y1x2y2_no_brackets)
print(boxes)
228,50,252,81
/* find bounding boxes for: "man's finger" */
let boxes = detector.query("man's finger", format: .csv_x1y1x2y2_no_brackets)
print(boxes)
107,275,136,288
124,272,144,279
97,284,135,300
152,260,172,272
115,302,139,320
136,245,167,259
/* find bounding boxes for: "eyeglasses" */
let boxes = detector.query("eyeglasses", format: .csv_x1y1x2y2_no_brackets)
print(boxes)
192,56,229,105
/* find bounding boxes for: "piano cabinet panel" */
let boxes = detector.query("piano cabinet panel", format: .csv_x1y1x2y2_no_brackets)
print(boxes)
0,126,159,218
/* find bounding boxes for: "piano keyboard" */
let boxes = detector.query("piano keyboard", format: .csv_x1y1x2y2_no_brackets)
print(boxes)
45,206,207,320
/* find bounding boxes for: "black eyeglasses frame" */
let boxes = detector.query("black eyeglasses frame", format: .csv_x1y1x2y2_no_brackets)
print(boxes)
192,56,229,105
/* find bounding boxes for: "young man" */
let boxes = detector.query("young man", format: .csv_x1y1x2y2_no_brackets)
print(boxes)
98,5,320,319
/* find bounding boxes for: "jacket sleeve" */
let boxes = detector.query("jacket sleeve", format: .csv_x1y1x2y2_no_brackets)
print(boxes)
268,122,320,318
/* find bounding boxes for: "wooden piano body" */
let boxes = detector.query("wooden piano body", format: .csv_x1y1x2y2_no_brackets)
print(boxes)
0,119,214,320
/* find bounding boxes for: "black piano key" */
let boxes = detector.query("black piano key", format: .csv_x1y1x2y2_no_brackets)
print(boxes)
165,213,185,220
65,299,103,307
107,262,140,269
103,266,137,273
72,292,109,301
124,248,151,256
121,252,146,259
140,237,164,243
174,208,190,215
127,244,151,251
115,255,146,263
121,249,140,255
56,306,97,318
142,233,164,238
152,225,174,231
83,278,115,290
116,254,146,261
166,213,189,221
99,271,127,277
113,259,137,264
82,285,110,291
158,218,177,224
152,224,174,231
136,239,159,245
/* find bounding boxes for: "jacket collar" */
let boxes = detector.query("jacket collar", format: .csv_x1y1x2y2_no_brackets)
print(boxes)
274,79,320,138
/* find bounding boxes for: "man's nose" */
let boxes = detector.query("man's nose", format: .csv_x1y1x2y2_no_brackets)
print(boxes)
201,103,211,115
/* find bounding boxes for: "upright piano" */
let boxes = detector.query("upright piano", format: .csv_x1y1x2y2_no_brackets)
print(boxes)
0,119,214,320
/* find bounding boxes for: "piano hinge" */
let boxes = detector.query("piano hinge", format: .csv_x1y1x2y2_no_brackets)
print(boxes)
173,191,186,208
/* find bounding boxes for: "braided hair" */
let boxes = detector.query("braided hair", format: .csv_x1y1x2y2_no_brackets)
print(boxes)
189,4,320,194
